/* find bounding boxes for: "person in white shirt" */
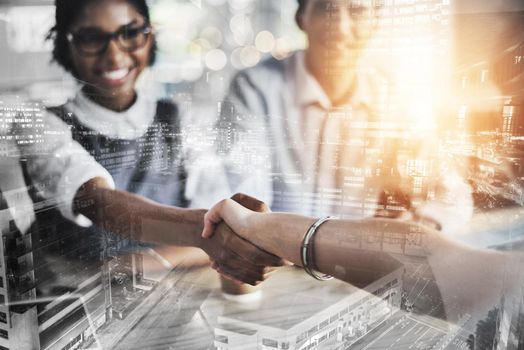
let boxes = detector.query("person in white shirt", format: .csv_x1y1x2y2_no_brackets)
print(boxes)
0,0,283,286
214,0,473,233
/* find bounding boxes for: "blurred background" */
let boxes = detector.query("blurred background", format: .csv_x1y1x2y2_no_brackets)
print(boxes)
0,2,523,349
0,0,304,107
0,0,524,225
0,0,522,115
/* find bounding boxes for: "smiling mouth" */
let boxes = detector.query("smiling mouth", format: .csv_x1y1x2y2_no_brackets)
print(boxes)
100,68,131,81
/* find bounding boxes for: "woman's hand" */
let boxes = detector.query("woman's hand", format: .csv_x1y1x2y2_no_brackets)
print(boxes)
200,222,283,285
202,194,263,239
201,193,285,284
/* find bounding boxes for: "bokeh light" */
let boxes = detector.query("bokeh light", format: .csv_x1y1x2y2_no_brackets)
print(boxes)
205,49,227,71
255,31,275,53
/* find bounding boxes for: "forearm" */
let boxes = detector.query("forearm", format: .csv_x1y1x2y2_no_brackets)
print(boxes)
75,178,207,248
245,210,524,322
245,213,416,282
245,212,315,264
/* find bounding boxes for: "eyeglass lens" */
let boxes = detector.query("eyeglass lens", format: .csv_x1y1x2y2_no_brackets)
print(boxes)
71,25,150,55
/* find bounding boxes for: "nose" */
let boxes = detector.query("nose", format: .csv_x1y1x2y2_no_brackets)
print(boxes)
102,38,127,67
328,6,354,39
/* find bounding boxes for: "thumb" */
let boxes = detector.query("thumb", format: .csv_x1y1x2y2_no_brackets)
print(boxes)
201,199,227,238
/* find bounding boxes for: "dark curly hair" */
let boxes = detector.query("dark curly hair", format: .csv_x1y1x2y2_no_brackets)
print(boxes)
297,0,306,13
47,0,157,77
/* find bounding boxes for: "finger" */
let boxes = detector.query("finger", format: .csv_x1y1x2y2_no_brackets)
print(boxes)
263,268,279,280
282,259,294,266
231,193,270,213
228,234,285,267
214,254,269,285
214,268,244,285
216,264,264,286
202,200,227,238
261,266,279,275
201,220,216,239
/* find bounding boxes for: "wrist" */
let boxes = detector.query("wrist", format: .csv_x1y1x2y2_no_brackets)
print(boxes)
138,205,208,247
178,208,208,249
237,211,265,244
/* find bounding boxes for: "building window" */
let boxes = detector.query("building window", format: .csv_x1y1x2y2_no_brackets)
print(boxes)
296,332,307,344
262,338,278,348
308,325,318,337
319,334,328,344
63,334,81,350
0,329,7,339
214,335,228,344
0,312,6,324
319,319,329,329
0,277,3,288
329,329,337,338
281,342,290,350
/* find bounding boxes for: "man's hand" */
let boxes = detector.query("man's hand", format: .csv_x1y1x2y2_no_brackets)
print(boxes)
230,192,270,213
200,193,284,285
200,222,284,285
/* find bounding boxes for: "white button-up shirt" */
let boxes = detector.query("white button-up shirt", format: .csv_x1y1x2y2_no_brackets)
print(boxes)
0,93,165,231
1,106,114,231
212,51,473,233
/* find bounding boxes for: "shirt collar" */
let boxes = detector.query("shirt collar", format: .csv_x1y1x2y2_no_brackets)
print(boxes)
291,50,378,111
293,51,331,110
65,91,157,140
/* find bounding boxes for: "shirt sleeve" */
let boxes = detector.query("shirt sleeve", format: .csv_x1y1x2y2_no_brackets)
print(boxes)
216,72,273,204
185,72,273,208
14,110,115,227
181,104,233,208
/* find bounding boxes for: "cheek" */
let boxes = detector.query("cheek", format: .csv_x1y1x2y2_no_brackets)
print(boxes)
71,54,96,79
305,22,325,42
131,45,152,72
354,17,376,40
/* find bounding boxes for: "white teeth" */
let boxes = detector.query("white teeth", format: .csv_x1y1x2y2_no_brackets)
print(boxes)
102,68,129,80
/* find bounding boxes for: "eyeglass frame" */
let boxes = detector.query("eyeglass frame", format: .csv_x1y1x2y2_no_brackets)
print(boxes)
66,24,153,56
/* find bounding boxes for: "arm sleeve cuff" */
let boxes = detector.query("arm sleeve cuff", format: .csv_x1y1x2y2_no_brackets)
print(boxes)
57,163,115,227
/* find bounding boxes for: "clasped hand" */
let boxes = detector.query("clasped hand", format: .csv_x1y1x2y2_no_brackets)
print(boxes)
201,194,284,285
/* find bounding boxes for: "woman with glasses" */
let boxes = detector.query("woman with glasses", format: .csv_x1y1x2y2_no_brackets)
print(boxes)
44,0,204,266
13,0,283,287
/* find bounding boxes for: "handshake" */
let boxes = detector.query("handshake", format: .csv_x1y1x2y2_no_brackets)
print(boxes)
75,178,288,286
197,193,286,286
77,177,524,325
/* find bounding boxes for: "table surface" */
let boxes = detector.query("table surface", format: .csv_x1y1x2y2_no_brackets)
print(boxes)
92,265,462,350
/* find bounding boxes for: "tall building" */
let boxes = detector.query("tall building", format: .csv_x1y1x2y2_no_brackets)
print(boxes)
0,200,111,350
0,102,111,350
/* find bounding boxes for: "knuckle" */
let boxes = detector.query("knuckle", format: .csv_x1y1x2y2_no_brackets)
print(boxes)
231,193,245,201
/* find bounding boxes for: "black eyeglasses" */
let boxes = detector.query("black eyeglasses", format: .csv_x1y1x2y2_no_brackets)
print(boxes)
66,24,152,56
